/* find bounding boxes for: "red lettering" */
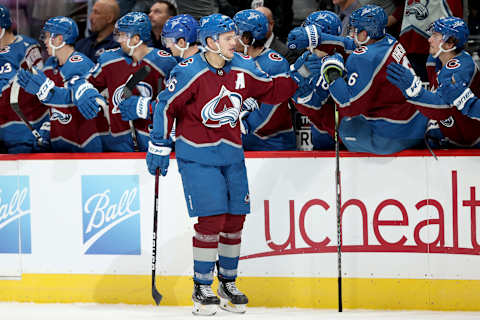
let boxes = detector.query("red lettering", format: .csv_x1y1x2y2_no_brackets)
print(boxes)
264,200,296,251
341,199,368,245
462,187,480,249
373,199,408,247
452,170,459,248
299,199,330,248
414,199,445,248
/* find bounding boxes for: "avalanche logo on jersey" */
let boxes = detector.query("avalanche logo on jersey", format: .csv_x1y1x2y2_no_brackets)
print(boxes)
0,176,32,254
50,108,73,124
81,175,141,255
112,82,153,114
201,85,242,128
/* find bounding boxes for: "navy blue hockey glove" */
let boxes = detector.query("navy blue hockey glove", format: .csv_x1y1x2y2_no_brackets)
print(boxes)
18,67,54,101
386,63,422,98
33,121,51,152
146,139,172,176
321,53,345,85
74,83,104,120
287,25,321,50
438,81,474,111
119,95,151,120
289,51,322,86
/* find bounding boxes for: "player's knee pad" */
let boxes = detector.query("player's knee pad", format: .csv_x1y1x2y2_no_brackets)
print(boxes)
193,214,228,248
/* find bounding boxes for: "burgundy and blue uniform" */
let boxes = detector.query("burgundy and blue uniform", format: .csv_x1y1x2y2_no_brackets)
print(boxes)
89,47,177,151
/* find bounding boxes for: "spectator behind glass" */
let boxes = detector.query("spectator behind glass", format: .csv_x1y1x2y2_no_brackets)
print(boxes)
75,0,120,63
149,0,177,50
333,0,360,36
255,6,299,65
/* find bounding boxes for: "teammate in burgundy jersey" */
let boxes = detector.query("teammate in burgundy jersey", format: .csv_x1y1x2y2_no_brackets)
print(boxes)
17,16,108,152
89,12,177,152
387,17,480,148
120,13,318,315
233,9,296,151
288,5,428,154
0,4,48,153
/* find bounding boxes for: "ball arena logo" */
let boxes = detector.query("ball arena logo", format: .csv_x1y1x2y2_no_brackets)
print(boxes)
81,175,141,255
0,176,32,254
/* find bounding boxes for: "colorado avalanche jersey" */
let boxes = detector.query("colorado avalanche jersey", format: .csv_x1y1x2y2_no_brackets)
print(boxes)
89,48,177,151
0,35,48,153
407,51,480,147
151,51,298,165
399,0,463,55
242,48,296,151
327,34,428,153
42,52,109,152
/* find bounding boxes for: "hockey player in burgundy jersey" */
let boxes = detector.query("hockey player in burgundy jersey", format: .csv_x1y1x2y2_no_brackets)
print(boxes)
387,16,480,148
161,14,200,62
290,10,344,150
288,5,428,154
89,12,177,152
120,13,319,315
17,16,108,152
0,4,49,153
233,9,296,151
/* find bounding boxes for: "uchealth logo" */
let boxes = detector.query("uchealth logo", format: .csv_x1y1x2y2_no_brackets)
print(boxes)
81,175,141,255
0,176,32,254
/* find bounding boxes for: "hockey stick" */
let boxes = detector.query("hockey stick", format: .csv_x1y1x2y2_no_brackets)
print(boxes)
9,77,44,146
334,103,343,312
151,168,163,305
122,65,152,152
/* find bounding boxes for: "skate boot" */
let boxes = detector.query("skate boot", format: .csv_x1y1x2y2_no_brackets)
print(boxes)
192,282,220,316
217,279,248,313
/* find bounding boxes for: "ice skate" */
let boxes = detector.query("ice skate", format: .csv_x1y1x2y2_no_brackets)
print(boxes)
192,283,220,316
217,280,248,313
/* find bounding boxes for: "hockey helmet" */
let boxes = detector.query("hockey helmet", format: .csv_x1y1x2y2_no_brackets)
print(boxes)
349,5,387,40
233,9,268,42
42,16,79,44
161,14,199,47
303,11,342,36
198,14,238,47
115,12,152,42
427,16,469,50
0,5,11,30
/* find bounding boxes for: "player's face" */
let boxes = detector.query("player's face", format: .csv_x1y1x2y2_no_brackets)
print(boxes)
217,31,237,60
149,2,170,29
41,31,62,56
234,35,249,53
428,32,443,55
164,38,185,57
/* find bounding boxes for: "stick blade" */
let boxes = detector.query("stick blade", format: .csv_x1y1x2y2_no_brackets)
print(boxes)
152,286,163,305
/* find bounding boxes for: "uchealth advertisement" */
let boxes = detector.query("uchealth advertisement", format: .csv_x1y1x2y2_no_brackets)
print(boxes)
0,155,479,281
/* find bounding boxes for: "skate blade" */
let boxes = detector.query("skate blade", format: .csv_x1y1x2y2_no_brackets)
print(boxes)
192,301,218,316
219,297,246,314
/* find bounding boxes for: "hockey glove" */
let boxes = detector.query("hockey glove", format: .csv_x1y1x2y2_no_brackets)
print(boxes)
289,51,322,86
437,81,474,111
241,97,259,112
321,53,345,85
119,96,151,120
33,121,51,152
18,67,54,101
146,139,172,176
73,82,104,120
239,110,250,135
386,63,422,98
287,25,321,50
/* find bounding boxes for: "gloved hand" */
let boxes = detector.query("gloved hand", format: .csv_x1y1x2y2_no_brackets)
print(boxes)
33,121,51,152
386,62,422,98
437,81,474,111
17,67,54,101
119,95,151,120
146,138,172,176
289,51,323,85
241,97,259,112
287,25,321,50
320,53,345,85
74,82,104,119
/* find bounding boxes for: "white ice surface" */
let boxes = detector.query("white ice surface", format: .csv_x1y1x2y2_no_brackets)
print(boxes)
0,303,479,320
